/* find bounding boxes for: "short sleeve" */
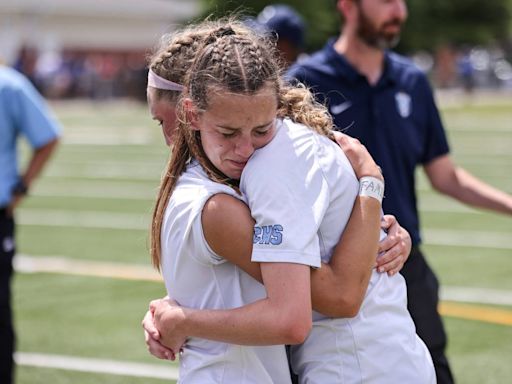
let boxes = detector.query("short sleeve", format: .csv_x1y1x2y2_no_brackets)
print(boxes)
241,126,327,268
161,177,240,267
191,205,228,266
418,75,450,164
11,76,61,148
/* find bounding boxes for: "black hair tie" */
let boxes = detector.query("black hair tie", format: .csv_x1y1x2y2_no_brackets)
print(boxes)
207,26,236,43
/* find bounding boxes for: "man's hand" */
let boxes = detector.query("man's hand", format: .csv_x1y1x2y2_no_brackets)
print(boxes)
376,215,411,276
6,195,23,216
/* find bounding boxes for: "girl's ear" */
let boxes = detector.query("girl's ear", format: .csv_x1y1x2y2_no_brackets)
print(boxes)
183,98,200,130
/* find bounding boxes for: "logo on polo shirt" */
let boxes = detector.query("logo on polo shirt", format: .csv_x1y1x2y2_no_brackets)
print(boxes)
395,91,411,118
253,224,283,245
330,100,352,115
2,236,14,252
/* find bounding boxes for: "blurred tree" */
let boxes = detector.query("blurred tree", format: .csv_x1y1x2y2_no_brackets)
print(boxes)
401,0,511,52
198,0,339,51
198,0,511,54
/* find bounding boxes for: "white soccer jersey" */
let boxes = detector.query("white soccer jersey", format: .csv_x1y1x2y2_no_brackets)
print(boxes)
241,119,435,384
160,161,292,384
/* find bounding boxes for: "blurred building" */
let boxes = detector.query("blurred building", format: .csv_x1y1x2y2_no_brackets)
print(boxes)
0,0,200,99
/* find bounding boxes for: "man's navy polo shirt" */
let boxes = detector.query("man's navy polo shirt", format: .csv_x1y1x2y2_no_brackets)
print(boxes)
287,39,450,245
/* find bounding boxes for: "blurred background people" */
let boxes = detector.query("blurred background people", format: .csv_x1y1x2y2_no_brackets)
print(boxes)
257,4,306,67
0,65,60,384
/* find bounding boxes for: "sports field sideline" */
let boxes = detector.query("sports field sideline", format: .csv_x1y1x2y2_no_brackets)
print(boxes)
12,91,512,383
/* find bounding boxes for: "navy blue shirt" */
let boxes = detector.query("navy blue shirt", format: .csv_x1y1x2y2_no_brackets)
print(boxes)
287,39,450,245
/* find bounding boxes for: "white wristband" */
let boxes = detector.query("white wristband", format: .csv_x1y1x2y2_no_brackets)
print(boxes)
359,176,384,203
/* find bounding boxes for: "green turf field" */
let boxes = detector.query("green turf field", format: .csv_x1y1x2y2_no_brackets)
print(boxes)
12,93,512,383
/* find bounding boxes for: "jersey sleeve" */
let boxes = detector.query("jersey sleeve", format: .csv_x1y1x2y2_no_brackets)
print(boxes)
417,74,450,164
189,204,228,266
162,181,239,267
241,127,327,268
10,75,61,148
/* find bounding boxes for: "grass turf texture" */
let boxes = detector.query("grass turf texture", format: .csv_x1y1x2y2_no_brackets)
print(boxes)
17,366,176,384
12,95,512,383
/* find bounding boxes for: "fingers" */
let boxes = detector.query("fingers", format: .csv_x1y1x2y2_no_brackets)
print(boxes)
339,137,364,157
377,239,407,274
149,299,162,312
144,330,176,360
380,214,396,230
332,130,345,143
142,310,160,340
377,254,405,276
335,134,383,180
142,309,177,361
159,336,188,358
378,233,397,254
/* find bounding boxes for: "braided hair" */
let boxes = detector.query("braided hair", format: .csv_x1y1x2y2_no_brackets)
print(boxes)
150,19,334,269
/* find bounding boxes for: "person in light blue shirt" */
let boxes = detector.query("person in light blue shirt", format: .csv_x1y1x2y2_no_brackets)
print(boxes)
0,65,60,384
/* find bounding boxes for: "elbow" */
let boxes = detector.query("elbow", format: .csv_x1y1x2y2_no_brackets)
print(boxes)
431,181,450,196
429,169,461,197
342,300,362,318
327,294,364,318
281,314,312,345
286,320,311,345
47,137,60,148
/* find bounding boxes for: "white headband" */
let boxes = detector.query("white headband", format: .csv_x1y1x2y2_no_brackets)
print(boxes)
147,69,184,91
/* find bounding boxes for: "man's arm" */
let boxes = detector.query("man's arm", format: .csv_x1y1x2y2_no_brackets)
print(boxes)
23,138,59,187
8,138,59,213
425,154,512,214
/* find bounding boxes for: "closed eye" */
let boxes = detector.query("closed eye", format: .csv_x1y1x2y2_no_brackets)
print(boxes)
255,127,272,136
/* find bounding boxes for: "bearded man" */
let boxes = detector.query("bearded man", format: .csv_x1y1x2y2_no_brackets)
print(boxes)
287,1,512,383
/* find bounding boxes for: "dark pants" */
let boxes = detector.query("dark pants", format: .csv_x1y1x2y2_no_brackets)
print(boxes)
0,208,15,384
286,344,299,384
401,247,455,384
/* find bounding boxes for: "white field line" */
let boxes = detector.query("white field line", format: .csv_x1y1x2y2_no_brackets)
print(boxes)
441,286,512,307
14,255,162,282
14,352,178,380
63,136,153,145
434,88,512,109
33,185,157,200
46,163,163,181
422,228,512,250
419,201,478,214
14,255,512,307
47,170,159,181
17,209,149,230
17,209,512,249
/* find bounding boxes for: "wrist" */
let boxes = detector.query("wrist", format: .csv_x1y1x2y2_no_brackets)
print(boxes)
359,176,384,203
12,179,29,197
362,165,384,182
172,306,192,336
